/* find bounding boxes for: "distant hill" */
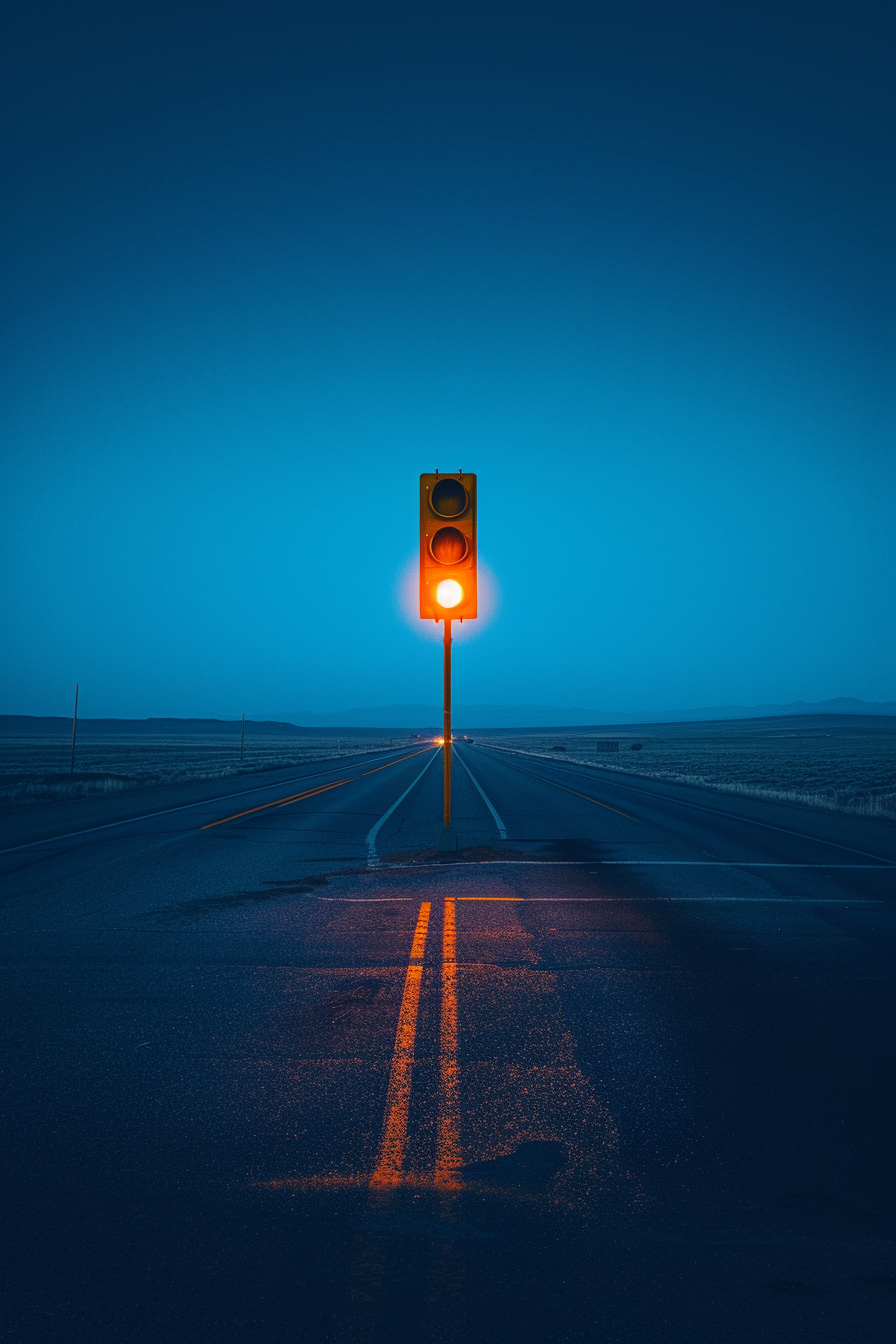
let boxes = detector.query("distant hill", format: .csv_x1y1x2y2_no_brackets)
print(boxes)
471,713,896,737
2,697,894,736
261,697,896,730
0,716,391,738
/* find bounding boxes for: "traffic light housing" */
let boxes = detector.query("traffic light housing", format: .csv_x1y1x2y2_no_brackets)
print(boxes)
420,472,477,620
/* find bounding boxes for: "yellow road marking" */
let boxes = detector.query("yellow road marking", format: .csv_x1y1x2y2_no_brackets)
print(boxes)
200,779,351,828
553,783,635,818
370,901,431,1188
201,746,436,830
436,898,460,1187
529,774,636,819
492,755,637,819
457,896,521,901
275,782,348,808
361,747,435,775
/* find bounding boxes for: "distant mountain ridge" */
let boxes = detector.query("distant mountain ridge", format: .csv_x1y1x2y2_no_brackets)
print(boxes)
0,716,360,738
2,698,894,736
261,697,896,729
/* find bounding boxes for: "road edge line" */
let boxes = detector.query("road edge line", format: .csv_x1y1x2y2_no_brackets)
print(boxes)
365,749,440,864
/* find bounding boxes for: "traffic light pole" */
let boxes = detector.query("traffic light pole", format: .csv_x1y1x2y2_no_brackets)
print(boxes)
443,618,452,830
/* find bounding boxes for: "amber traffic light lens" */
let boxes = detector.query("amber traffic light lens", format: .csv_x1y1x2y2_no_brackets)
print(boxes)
436,579,463,608
431,478,468,518
430,526,467,564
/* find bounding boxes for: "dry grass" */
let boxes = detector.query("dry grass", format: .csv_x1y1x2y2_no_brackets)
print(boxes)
0,734,407,805
481,731,896,821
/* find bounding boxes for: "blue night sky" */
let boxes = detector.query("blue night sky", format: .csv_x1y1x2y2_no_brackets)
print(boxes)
2,1,894,720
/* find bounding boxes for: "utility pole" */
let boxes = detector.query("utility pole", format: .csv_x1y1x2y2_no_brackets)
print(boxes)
443,618,452,831
240,712,245,761
70,683,79,774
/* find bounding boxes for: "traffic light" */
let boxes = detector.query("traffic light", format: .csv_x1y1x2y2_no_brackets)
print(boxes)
420,472,477,620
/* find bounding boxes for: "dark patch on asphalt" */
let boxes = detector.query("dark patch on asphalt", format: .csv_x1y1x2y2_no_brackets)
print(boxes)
778,1191,896,1223
770,1280,827,1298
811,906,896,960
151,873,331,918
379,844,539,865
463,1140,568,1191
359,1209,496,1240
311,978,387,1022
261,875,332,895
535,837,602,861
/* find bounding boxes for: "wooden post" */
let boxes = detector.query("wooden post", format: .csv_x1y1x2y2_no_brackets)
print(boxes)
443,618,452,829
70,683,79,774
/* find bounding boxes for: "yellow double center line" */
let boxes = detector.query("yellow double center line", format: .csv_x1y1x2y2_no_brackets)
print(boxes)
370,898,460,1189
436,898,460,1186
200,747,435,830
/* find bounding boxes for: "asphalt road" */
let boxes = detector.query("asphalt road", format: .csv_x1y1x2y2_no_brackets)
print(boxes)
2,741,895,1343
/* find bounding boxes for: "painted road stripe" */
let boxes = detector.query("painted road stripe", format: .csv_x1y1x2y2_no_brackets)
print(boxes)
458,896,887,904
321,896,883,905
474,745,893,864
377,860,894,869
603,860,896,867
203,747,437,830
0,748,412,855
370,901,431,1188
436,898,461,1187
201,779,350,828
361,747,434,776
365,749,440,863
454,750,507,838
473,750,637,821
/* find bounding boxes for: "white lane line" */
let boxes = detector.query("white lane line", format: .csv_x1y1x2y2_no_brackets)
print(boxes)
318,895,884,904
470,745,893,865
454,749,507,838
0,748,410,856
366,750,440,864
601,861,895,868
376,860,894,869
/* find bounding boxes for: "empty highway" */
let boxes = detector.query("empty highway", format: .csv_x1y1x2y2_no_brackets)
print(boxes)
2,741,895,1342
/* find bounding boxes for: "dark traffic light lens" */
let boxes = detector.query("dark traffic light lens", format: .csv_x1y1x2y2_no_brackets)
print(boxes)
430,527,468,564
431,478,468,517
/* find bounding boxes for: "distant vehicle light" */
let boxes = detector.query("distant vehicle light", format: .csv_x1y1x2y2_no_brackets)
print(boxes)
436,579,463,608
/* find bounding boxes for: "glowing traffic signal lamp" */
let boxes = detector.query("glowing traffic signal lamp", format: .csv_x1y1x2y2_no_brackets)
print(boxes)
420,472,477,619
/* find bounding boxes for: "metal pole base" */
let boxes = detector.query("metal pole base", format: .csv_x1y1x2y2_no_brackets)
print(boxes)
437,825,459,858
